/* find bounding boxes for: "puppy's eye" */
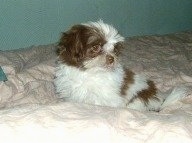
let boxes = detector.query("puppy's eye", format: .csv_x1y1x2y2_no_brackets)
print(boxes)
91,44,102,53
87,43,103,58
114,47,119,55
114,43,123,55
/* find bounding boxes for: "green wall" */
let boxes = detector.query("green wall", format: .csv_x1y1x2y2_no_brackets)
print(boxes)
0,0,192,50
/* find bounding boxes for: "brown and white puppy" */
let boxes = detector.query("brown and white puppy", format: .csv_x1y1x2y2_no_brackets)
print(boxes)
54,20,187,111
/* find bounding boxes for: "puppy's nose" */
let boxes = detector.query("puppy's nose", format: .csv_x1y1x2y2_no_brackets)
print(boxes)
106,54,114,65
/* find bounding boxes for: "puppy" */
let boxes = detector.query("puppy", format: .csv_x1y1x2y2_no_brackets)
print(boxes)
54,20,187,111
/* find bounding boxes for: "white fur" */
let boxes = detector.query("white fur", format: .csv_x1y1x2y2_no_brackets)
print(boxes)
83,20,124,42
161,86,189,108
55,64,126,107
83,20,124,51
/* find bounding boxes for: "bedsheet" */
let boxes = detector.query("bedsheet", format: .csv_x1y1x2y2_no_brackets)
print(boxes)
0,32,192,143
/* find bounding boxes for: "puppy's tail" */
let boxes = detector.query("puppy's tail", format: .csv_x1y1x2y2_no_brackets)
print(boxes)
161,86,189,108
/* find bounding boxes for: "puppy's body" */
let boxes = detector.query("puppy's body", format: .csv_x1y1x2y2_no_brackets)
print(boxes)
54,20,187,111
55,63,126,108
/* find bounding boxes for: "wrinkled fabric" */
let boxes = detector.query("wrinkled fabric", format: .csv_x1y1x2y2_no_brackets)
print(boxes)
0,32,192,143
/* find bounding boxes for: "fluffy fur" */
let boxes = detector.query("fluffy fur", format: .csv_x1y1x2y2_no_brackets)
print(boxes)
54,20,188,111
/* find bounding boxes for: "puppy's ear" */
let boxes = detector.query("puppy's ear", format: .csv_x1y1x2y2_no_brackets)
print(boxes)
58,25,87,66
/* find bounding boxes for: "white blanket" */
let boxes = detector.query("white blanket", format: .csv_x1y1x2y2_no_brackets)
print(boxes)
0,32,192,143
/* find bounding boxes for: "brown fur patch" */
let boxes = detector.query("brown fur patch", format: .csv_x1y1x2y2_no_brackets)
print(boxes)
136,80,159,104
58,25,89,67
121,69,135,95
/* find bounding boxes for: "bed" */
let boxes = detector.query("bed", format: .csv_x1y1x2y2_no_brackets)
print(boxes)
0,31,192,143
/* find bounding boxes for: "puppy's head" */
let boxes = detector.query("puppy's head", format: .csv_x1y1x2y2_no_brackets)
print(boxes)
58,20,125,70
